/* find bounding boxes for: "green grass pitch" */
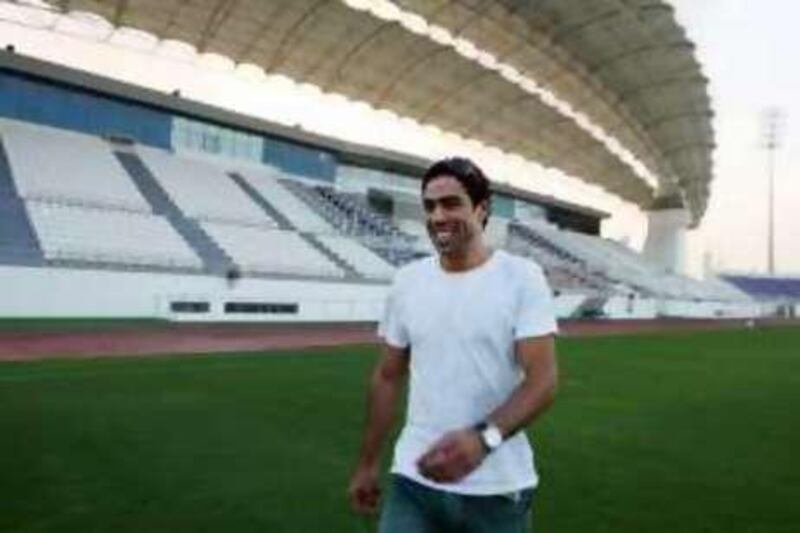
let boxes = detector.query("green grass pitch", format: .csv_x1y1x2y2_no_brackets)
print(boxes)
1,326,799,532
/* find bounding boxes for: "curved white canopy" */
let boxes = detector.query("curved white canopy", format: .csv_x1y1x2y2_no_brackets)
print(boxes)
40,0,713,223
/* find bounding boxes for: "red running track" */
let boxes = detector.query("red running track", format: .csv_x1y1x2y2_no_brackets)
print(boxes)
0,318,778,362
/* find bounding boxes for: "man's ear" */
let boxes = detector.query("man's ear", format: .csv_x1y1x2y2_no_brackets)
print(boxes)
476,199,490,226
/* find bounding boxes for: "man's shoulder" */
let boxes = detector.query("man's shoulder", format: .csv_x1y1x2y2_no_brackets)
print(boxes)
392,255,437,284
495,250,545,279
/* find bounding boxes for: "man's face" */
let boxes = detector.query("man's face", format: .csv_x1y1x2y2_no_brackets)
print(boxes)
423,175,486,256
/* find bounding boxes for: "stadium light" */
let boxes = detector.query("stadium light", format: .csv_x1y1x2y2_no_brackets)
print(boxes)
761,107,786,275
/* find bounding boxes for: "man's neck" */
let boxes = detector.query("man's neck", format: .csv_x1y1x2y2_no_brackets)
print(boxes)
439,242,492,273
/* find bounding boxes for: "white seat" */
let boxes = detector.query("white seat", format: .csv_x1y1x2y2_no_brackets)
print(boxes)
235,168,334,233
26,200,202,269
200,222,344,278
138,147,277,227
1,120,150,211
315,235,395,279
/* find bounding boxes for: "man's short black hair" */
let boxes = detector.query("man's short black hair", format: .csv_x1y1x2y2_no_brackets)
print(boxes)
421,157,492,227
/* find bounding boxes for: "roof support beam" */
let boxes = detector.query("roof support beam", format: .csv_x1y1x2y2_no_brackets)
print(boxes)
615,73,707,106
268,0,332,70
587,41,694,76
157,0,191,40
661,140,715,157
640,109,714,132
462,93,530,138
111,0,128,27
197,0,240,53
419,69,494,122
234,1,291,63
324,20,395,90
551,6,621,44
375,45,450,106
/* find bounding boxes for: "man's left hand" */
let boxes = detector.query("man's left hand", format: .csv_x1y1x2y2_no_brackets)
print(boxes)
416,428,486,483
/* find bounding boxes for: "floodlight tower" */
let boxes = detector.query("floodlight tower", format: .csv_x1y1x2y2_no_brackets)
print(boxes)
762,108,785,275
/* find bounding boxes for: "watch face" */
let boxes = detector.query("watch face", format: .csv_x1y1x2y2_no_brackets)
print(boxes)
483,426,503,449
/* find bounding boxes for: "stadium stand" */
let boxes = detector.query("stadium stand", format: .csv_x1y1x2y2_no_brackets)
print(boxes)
234,167,333,233
114,151,234,274
199,222,344,279
278,179,419,266
0,137,42,266
0,115,748,305
722,276,800,301
507,221,616,295
137,147,276,227
4,0,771,325
0,120,150,212
509,219,747,302
26,200,202,269
284,181,394,237
228,172,294,230
313,234,396,280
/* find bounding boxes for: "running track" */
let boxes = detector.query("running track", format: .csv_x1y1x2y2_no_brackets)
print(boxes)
0,318,784,362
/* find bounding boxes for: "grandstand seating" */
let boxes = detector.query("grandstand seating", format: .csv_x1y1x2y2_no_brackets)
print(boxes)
0,196,42,266
26,200,202,269
508,222,622,295
199,221,344,278
115,151,234,275
561,230,746,301
0,138,42,266
137,147,276,226
287,181,396,237
279,179,420,266
0,119,753,304
722,276,800,300
509,220,748,302
0,120,150,211
314,234,395,279
234,168,333,233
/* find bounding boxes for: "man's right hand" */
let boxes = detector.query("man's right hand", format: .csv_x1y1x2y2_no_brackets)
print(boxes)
348,462,381,515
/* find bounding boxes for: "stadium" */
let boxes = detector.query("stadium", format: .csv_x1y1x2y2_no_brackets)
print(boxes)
1,1,798,532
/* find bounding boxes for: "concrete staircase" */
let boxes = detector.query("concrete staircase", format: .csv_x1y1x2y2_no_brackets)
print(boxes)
228,172,293,230
115,151,233,275
228,172,360,279
0,138,43,266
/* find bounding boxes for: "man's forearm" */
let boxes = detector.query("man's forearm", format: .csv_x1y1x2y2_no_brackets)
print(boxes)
357,363,405,466
487,371,557,438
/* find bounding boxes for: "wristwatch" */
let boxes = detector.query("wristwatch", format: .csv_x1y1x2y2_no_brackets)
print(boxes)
474,422,503,453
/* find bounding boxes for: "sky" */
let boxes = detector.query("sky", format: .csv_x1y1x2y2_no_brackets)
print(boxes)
671,0,800,275
0,0,798,277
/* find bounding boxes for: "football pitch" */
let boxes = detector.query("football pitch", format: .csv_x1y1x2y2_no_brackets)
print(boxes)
1,326,798,532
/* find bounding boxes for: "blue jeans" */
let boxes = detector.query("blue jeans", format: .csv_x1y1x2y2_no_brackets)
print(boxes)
378,475,534,533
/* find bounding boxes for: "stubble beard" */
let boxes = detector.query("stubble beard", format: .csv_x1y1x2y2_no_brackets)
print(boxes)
428,220,474,258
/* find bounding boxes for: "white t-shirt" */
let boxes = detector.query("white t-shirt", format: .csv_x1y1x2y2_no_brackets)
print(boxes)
378,249,558,495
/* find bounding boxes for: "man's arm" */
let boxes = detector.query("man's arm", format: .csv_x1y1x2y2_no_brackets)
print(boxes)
348,344,409,514
487,334,558,437
417,335,557,483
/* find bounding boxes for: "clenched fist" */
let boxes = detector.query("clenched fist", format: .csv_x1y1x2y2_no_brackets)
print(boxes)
416,428,487,483
348,462,381,514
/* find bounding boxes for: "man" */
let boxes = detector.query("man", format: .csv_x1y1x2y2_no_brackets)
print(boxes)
348,157,558,532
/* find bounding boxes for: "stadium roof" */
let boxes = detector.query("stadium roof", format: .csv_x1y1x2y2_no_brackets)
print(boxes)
35,0,714,225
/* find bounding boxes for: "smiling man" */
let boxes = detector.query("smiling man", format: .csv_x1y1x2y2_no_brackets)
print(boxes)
348,157,558,532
